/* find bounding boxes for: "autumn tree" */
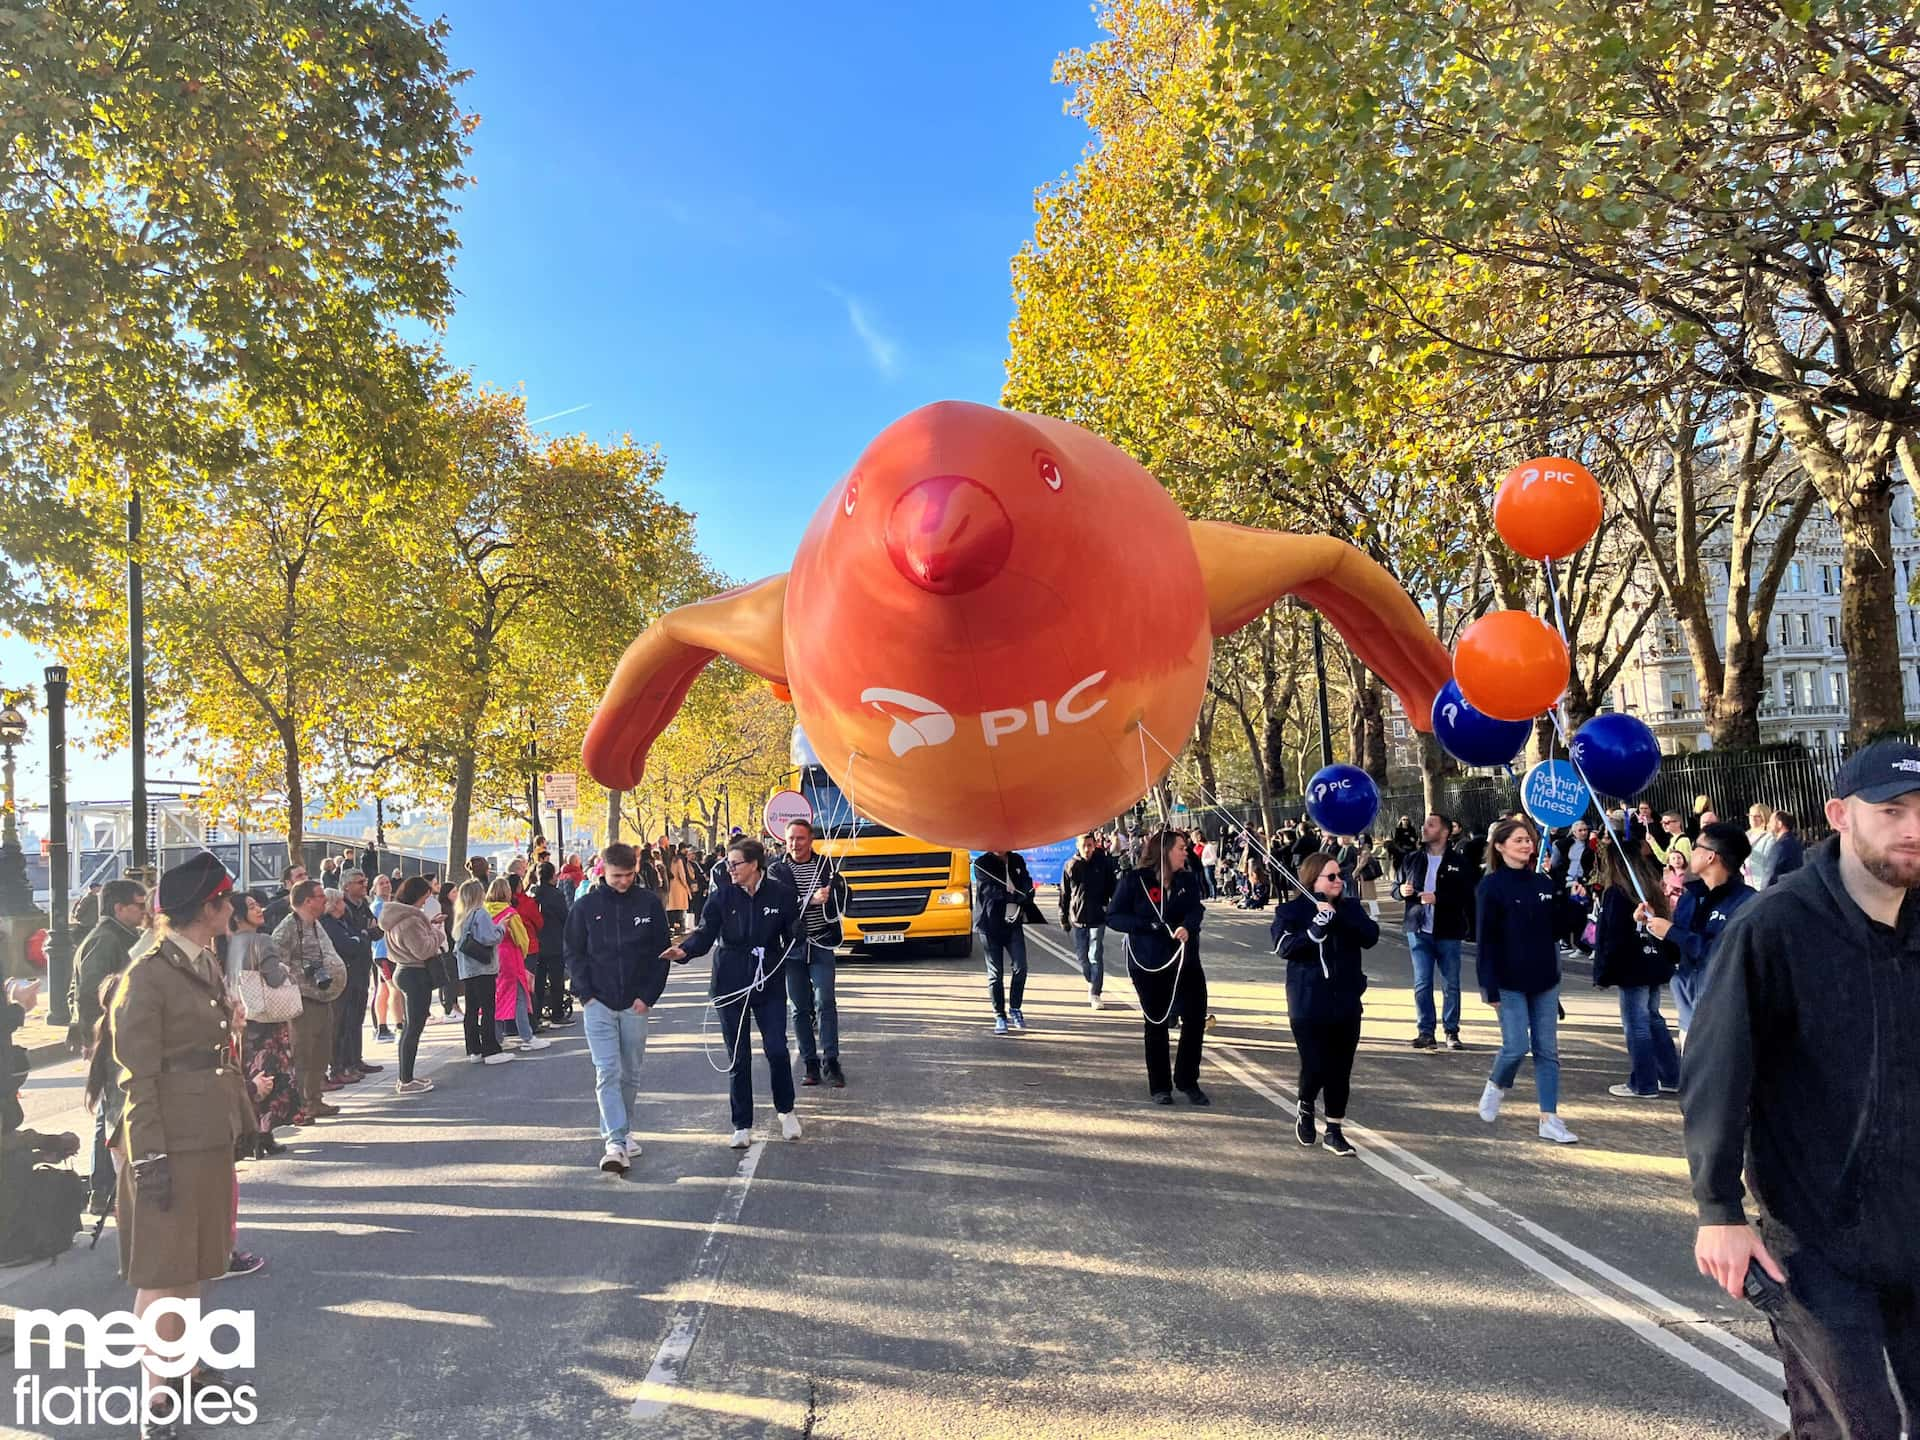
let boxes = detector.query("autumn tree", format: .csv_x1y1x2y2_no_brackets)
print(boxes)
1204,0,1920,739
371,386,710,872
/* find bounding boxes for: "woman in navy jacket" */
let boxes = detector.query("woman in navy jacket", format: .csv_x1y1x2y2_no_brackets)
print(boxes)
1474,818,1588,1145
663,838,803,1149
1585,835,1679,1099
1107,830,1209,1105
1271,852,1378,1157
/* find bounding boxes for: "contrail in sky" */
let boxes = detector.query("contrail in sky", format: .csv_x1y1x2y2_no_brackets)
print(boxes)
529,403,591,425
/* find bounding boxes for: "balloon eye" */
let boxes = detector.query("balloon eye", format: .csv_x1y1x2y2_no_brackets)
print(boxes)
1035,452,1062,491
843,478,859,516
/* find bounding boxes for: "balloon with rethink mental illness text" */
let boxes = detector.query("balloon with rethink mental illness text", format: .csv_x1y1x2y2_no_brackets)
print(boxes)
1430,678,1531,769
1570,712,1663,799
1494,456,1604,562
1305,763,1380,838
1453,610,1570,723
581,401,1455,851
1521,759,1592,831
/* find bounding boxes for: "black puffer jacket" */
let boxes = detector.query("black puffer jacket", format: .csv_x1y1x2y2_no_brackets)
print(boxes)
1589,886,1676,990
1059,853,1118,929
1271,895,1377,1023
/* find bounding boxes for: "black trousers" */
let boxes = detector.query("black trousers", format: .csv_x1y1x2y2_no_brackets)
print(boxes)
1291,1015,1361,1118
715,984,796,1130
1133,955,1207,1095
333,962,372,1073
1764,1225,1920,1439
535,953,568,1021
462,974,501,1057
394,967,432,1083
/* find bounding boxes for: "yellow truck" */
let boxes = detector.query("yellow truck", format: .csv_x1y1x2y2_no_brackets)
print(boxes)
775,734,972,957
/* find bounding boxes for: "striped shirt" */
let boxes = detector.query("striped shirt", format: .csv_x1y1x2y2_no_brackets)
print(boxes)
785,855,836,940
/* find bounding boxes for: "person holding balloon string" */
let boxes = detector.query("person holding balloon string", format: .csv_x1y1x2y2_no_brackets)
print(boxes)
1474,817,1590,1145
1271,852,1379,1158
1106,829,1211,1106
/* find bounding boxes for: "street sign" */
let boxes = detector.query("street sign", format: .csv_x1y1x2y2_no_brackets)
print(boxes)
762,789,814,837
542,773,578,808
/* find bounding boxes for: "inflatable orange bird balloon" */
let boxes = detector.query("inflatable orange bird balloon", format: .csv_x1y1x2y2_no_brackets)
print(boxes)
583,402,1453,851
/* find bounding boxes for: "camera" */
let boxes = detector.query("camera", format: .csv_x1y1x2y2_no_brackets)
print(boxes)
305,957,333,991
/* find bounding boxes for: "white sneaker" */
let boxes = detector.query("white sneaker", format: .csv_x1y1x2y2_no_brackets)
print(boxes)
623,1136,643,1160
483,1051,516,1066
1538,1115,1579,1145
467,1053,483,1065
779,1111,802,1141
1477,1081,1504,1123
1089,993,1103,1011
500,1037,524,1049
522,1037,552,1052
600,1142,629,1174
728,1128,752,1149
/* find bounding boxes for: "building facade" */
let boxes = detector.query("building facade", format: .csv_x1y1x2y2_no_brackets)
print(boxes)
1612,488,1920,752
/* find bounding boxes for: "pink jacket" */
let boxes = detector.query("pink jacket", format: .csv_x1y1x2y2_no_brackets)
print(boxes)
490,904,532,1019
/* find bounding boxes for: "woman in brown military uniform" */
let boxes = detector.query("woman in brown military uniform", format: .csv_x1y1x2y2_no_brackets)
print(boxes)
106,853,254,1430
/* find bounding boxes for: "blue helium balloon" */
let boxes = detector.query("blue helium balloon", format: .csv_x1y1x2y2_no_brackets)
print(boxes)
1521,759,1591,830
1571,712,1663,799
1305,763,1380,837
1430,679,1532,769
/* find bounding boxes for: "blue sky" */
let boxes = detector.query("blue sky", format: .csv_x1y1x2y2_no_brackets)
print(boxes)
0,0,1104,807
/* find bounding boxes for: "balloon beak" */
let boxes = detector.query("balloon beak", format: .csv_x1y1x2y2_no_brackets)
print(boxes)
885,474,1013,595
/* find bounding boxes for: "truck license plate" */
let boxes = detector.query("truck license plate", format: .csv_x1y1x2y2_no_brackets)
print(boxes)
862,932,906,944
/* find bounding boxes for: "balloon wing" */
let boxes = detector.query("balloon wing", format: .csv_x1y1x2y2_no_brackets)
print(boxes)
582,575,790,790
1190,521,1453,731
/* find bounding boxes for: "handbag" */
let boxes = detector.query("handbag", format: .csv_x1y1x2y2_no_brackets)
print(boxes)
236,966,303,1023
460,932,492,963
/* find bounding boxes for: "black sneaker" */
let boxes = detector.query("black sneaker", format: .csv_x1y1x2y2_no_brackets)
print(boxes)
1446,1033,1466,1051
1180,1086,1211,1107
825,1058,846,1088
801,1060,822,1087
1295,1107,1316,1147
1150,1090,1174,1105
1411,1033,1437,1050
1322,1124,1357,1157
376,1026,395,1043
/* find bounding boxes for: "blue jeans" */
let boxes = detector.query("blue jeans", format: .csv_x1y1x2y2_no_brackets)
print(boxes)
1071,925,1106,995
983,928,1029,1015
497,999,533,1046
582,999,649,1146
1490,987,1560,1113
1617,984,1680,1095
1408,931,1462,1037
1672,963,1704,1032
787,941,839,1064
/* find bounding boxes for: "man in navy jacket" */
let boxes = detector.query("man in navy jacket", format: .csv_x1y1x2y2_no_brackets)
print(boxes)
565,842,672,1175
1637,821,1756,1035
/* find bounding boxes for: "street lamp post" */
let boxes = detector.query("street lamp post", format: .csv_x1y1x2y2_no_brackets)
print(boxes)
128,492,149,877
0,705,34,921
44,668,72,1027
1310,611,1335,769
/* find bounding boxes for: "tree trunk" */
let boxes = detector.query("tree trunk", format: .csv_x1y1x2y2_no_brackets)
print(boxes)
1262,710,1288,815
1710,628,1767,749
446,745,477,875
1355,675,1387,781
1193,699,1218,800
1417,731,1447,816
280,721,305,868
606,788,622,847
1840,493,1905,741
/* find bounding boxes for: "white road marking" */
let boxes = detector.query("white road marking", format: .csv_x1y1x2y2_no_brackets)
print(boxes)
1026,925,1788,1427
629,1139,767,1421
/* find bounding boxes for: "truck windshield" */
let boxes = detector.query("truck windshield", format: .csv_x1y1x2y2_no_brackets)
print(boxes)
799,768,899,840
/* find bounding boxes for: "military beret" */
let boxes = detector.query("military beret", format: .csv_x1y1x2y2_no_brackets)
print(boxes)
156,852,234,915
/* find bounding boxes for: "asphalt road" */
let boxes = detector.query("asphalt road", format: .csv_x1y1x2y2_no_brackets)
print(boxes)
3,899,1787,1440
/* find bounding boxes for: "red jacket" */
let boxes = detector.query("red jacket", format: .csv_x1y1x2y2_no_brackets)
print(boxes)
512,890,544,953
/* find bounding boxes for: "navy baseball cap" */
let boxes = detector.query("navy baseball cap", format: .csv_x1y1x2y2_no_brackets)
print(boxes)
1834,739,1920,803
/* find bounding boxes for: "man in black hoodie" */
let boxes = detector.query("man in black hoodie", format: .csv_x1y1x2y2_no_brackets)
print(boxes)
1682,739,1920,1438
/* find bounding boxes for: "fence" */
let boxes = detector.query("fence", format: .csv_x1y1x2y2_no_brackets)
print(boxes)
1178,738,1897,845
37,838,446,903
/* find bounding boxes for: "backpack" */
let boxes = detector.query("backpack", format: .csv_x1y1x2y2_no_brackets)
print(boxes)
0,1161,85,1265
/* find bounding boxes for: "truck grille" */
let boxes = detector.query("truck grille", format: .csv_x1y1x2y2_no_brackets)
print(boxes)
848,889,932,918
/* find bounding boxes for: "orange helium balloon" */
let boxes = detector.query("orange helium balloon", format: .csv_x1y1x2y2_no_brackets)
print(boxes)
1494,457,1603,562
1454,611,1569,722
